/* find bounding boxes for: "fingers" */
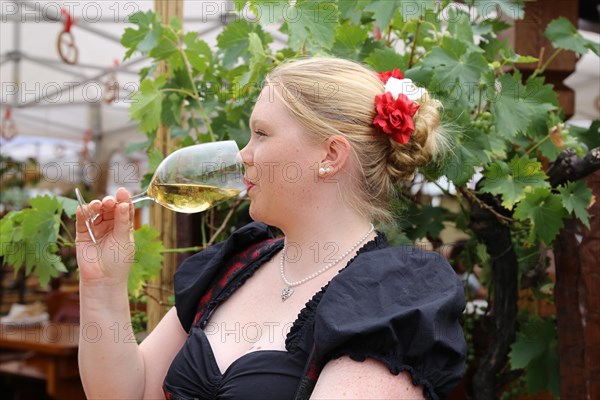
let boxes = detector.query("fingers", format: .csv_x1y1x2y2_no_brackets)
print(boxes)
115,187,135,233
75,206,93,241
75,188,134,244
115,187,131,203
114,201,133,241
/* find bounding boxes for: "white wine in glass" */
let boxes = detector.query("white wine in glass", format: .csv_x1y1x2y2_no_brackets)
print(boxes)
76,140,246,243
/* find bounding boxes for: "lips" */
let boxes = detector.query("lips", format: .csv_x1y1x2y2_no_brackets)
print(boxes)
243,177,256,192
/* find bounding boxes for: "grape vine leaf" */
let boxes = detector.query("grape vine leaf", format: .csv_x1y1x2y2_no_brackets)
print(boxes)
122,11,159,59
443,130,491,186
513,188,568,245
402,204,448,240
545,17,600,56
522,76,559,138
333,23,368,60
447,8,473,43
243,0,289,24
482,155,549,210
55,195,79,218
128,226,165,296
218,20,270,67
0,212,24,268
161,93,184,128
129,76,166,134
238,32,269,87
286,0,339,51
23,196,62,254
364,0,401,30
338,0,363,24
420,37,488,106
364,48,409,72
509,317,560,396
183,32,212,73
558,180,592,228
148,24,178,62
491,73,543,139
0,196,69,286
471,0,524,20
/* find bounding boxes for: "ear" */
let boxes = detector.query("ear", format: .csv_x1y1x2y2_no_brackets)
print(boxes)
321,135,352,174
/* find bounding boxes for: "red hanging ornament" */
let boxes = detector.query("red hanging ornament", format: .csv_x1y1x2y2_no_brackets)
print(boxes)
57,8,79,65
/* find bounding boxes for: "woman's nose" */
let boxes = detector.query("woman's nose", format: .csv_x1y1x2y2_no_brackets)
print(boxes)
238,143,253,166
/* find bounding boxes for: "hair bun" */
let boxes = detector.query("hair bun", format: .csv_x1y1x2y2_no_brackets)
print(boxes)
385,93,445,184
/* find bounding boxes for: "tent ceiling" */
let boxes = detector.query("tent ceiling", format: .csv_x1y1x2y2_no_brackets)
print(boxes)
0,0,255,162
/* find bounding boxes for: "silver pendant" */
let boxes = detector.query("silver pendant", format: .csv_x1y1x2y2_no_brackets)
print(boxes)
281,287,294,301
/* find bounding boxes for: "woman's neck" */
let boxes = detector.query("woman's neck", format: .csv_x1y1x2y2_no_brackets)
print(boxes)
275,209,375,272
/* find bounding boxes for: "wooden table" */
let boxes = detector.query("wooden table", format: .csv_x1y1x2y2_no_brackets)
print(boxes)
0,322,85,399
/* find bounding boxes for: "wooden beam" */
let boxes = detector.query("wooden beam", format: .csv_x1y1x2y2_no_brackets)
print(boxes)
513,0,578,117
146,0,184,331
554,169,600,400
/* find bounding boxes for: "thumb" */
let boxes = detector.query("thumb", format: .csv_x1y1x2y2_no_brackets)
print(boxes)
114,202,134,243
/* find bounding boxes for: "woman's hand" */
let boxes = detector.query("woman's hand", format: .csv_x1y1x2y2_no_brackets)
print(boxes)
76,187,135,286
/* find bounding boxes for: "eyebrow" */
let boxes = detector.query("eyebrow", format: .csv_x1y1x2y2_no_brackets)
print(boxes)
249,118,269,129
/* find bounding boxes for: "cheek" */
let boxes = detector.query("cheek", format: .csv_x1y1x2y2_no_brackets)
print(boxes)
278,163,305,186
245,165,261,182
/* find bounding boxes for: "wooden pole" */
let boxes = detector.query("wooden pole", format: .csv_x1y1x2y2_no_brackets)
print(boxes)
146,0,184,332
513,0,578,117
554,170,600,400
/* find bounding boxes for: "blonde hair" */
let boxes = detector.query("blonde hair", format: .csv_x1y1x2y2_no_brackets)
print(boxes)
266,58,446,223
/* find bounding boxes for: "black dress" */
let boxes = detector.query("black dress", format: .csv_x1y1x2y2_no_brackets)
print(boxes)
163,222,466,400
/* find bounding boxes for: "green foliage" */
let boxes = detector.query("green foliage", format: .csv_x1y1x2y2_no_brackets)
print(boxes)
285,0,340,51
513,188,568,245
121,4,593,254
482,155,549,210
118,3,596,253
545,17,600,56
0,194,165,293
129,76,166,134
0,196,71,286
558,181,593,228
128,226,165,296
509,317,560,397
400,202,449,241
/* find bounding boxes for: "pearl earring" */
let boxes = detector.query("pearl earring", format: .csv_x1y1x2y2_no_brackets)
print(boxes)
319,166,333,176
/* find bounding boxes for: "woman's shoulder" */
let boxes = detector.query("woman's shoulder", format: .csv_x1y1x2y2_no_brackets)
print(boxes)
333,241,462,301
316,241,465,328
313,240,466,400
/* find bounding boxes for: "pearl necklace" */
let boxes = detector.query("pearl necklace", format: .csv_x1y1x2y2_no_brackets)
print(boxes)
279,224,375,301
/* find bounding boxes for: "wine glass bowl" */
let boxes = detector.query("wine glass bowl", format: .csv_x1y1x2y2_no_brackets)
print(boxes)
76,140,246,243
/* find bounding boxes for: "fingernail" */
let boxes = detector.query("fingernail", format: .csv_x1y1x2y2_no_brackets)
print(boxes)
121,203,128,214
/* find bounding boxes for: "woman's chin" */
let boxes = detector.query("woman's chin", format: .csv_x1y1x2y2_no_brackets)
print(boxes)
248,204,278,228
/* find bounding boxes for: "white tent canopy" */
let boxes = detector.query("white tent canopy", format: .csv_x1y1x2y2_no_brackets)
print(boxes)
0,0,262,192
1,1,262,157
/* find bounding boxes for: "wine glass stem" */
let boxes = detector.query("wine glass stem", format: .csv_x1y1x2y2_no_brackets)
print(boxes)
130,190,150,204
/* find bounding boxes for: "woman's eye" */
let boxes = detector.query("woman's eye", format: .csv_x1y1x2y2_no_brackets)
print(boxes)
254,130,267,137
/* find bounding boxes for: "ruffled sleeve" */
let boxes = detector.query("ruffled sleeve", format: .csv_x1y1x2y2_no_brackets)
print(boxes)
313,246,466,400
173,222,274,332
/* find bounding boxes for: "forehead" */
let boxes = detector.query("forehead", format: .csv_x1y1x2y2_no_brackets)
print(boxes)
250,85,291,122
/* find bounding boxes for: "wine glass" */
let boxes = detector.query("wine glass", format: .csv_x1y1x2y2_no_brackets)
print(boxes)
76,140,246,243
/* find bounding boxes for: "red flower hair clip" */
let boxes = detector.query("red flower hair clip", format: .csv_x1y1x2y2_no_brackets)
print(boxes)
378,68,404,84
373,69,427,144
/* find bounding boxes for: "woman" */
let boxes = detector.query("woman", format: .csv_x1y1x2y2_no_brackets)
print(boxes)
76,58,466,400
